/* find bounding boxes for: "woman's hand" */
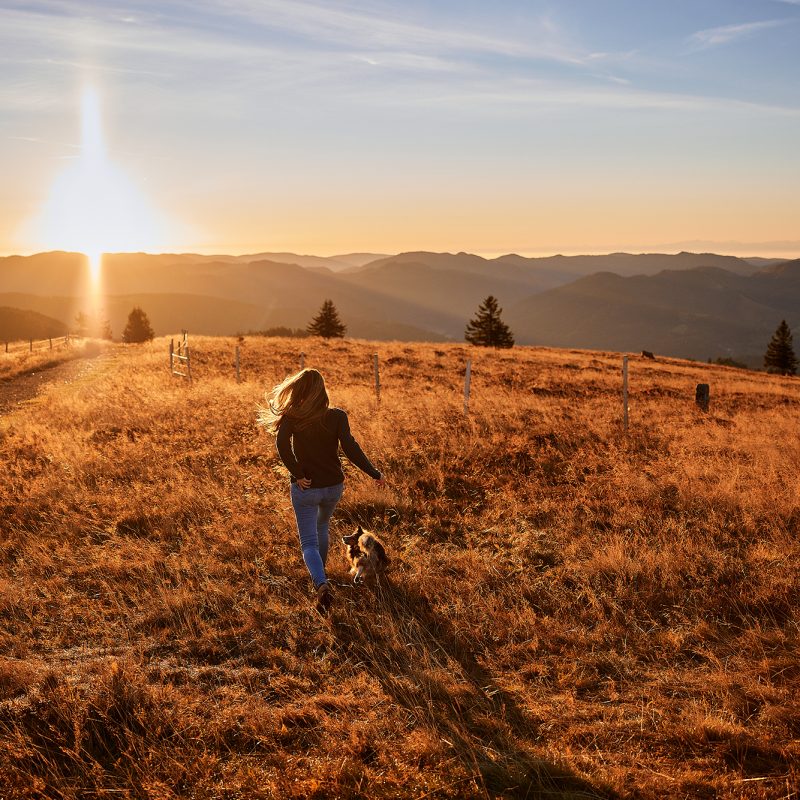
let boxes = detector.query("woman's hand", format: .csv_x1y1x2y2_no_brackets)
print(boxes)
297,477,312,490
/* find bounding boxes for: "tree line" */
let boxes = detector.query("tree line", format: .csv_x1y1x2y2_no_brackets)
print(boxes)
303,295,515,348
75,300,799,373
73,307,155,344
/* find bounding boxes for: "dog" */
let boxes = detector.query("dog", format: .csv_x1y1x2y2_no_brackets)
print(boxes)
342,525,389,584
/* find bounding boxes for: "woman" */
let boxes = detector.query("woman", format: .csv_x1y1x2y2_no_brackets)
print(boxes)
259,368,384,613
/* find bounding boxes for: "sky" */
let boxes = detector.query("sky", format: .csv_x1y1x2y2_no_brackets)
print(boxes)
1,0,799,257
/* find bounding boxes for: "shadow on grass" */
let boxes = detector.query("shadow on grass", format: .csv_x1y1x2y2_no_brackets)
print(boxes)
331,576,618,800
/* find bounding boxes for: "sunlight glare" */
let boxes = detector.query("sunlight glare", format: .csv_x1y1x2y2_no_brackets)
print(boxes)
32,86,167,283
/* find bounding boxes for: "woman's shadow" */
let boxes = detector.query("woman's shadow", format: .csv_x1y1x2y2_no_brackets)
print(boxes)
330,575,617,799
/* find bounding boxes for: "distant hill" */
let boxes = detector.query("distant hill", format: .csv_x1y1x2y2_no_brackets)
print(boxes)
0,251,389,295
745,257,790,269
759,257,800,276
0,291,448,343
495,250,759,277
2,249,797,359
347,250,567,290
338,256,560,328
330,253,391,268
506,263,800,365
236,252,373,271
0,306,68,341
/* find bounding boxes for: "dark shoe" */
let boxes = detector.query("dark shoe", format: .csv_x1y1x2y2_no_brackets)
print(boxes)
315,583,333,615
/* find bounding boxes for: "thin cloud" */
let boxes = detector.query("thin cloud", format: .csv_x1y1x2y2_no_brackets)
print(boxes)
2,0,582,65
186,0,634,73
3,2,797,119
357,75,800,118
0,0,642,108
688,18,787,49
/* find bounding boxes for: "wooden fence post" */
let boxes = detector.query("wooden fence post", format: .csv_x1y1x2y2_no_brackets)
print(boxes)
622,355,629,433
235,345,241,383
464,359,472,415
169,339,174,372
49,338,52,350
374,353,380,402
186,347,193,383
4,342,7,353
29,339,33,352
696,383,710,412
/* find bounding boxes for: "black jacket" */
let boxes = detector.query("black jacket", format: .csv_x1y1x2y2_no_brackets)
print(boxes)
276,407,381,488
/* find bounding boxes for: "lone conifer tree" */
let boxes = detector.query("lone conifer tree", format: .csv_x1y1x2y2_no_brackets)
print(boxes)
74,311,112,339
764,319,797,375
465,295,514,348
122,306,155,343
307,299,346,338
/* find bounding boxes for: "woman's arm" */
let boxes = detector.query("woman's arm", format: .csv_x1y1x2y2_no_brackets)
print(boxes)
336,410,382,480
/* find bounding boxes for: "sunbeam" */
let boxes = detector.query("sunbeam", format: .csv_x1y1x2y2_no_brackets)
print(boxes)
32,86,167,291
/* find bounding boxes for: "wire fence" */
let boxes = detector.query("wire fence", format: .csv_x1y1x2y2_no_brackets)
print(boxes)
3,335,73,354
169,333,720,429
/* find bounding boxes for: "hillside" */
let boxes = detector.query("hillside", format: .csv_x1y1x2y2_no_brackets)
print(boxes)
506,265,800,365
0,306,67,341
496,251,760,278
0,337,797,798
0,250,794,356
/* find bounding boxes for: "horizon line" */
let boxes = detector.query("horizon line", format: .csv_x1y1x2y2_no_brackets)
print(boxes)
2,244,800,261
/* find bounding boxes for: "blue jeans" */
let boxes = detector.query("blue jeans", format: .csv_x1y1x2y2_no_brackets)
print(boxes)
290,482,344,588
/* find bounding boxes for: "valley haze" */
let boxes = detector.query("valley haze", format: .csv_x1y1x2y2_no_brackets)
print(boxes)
2,248,799,367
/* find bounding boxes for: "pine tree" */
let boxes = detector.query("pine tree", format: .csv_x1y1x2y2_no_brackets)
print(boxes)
307,299,346,339
74,311,113,339
764,319,798,375
74,311,89,337
98,315,113,341
122,306,155,343
465,295,514,348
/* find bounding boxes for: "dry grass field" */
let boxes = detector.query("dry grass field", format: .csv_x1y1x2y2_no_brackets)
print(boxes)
0,338,94,384
0,335,798,799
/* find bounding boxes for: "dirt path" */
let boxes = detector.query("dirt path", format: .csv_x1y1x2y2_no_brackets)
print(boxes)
0,353,111,416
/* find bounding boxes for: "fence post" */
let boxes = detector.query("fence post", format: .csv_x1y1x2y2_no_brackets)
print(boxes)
169,339,174,372
696,383,710,412
186,347,193,383
374,353,380,402
49,338,52,350
29,339,33,352
622,355,629,433
300,352,305,370
235,345,241,383
464,358,472,415
4,342,7,353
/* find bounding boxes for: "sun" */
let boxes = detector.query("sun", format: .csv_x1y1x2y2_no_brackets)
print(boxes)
33,86,167,283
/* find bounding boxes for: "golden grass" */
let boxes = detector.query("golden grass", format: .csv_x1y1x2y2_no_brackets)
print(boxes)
0,338,100,383
0,336,798,799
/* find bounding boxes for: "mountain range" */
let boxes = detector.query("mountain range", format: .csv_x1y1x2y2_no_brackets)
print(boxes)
1,249,797,366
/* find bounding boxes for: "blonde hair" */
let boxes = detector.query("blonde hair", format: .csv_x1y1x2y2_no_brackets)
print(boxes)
258,368,329,434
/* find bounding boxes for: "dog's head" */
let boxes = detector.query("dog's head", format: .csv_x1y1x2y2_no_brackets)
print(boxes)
342,532,361,547
342,525,366,548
